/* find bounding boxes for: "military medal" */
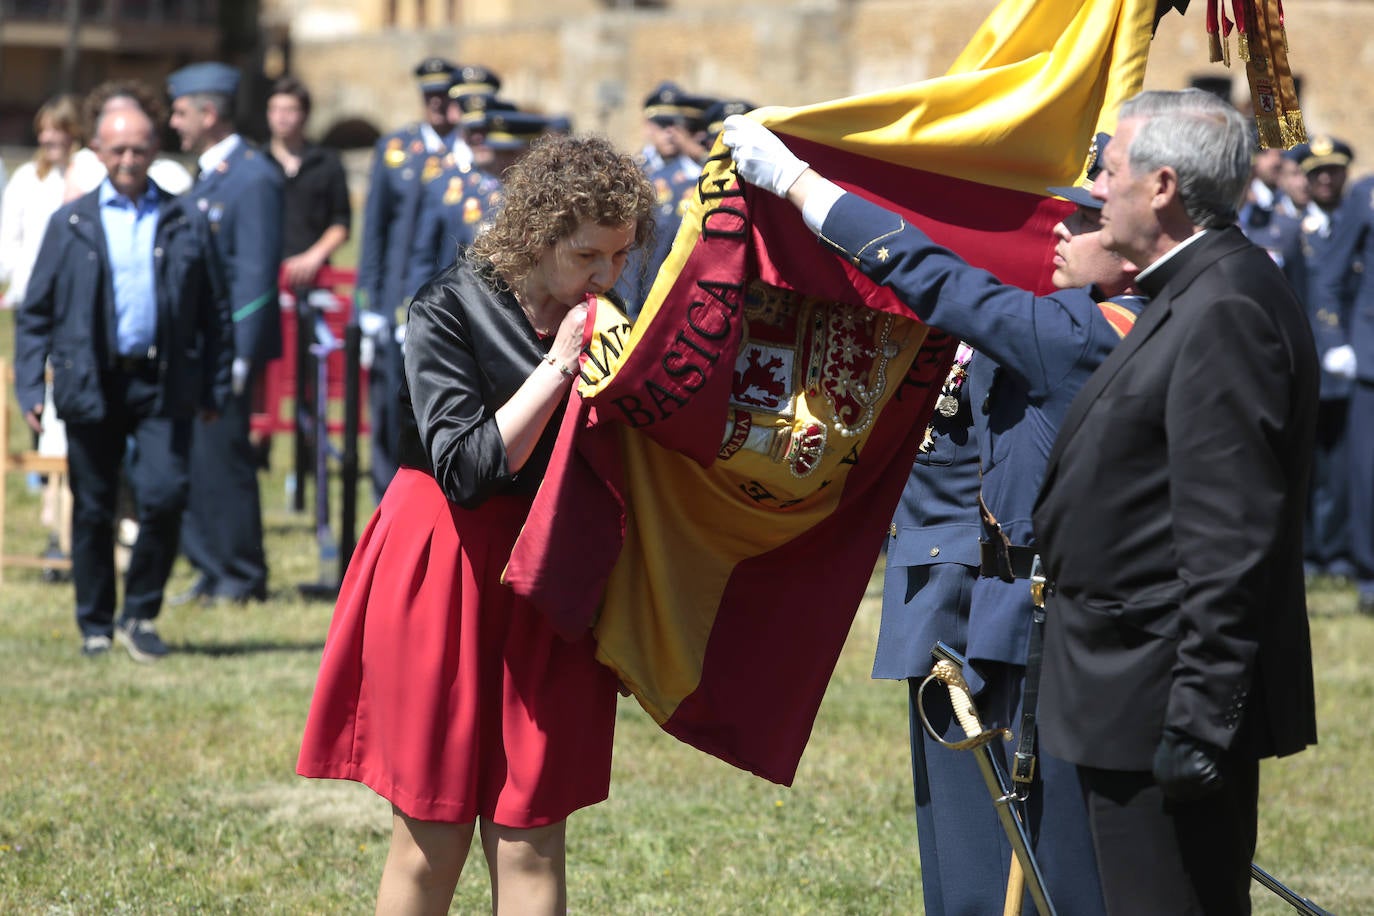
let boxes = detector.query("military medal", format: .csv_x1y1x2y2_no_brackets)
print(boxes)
920,342,974,452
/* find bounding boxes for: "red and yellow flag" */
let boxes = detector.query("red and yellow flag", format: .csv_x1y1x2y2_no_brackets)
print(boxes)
506,0,1158,785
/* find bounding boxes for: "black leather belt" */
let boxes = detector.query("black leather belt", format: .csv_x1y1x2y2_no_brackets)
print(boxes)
979,541,1039,580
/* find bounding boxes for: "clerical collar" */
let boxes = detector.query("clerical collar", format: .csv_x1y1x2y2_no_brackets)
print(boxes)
1135,229,1210,285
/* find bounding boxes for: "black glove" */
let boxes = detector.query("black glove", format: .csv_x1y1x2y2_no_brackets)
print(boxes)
1152,727,1225,801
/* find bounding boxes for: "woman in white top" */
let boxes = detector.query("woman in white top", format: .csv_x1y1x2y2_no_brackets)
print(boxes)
0,95,82,309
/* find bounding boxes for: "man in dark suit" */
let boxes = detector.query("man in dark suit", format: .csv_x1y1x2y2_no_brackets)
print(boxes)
723,119,1140,915
1032,90,1318,913
168,62,285,605
14,95,231,660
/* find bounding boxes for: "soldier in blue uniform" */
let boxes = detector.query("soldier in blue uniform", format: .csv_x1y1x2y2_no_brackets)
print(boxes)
403,98,526,297
725,119,1147,915
444,64,501,172
1308,137,1374,611
617,82,712,320
1280,138,1355,581
167,62,285,604
355,57,458,501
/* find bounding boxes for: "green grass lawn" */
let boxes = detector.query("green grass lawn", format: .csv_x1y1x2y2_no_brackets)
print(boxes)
3,308,1372,913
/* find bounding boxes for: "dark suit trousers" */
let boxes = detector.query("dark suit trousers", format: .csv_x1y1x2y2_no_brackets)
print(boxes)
180,377,267,599
1079,757,1259,916
66,365,192,636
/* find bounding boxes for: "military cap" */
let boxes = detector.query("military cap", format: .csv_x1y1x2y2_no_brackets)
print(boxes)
1046,132,1111,209
704,99,756,141
643,81,708,127
167,62,240,100
456,95,518,130
1286,135,1354,173
448,64,502,101
485,111,550,150
414,57,458,94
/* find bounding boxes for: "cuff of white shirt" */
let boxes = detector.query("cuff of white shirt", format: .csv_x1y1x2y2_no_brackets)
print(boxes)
801,178,847,236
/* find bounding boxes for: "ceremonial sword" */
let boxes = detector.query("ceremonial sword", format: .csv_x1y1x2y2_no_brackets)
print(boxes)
919,641,1057,916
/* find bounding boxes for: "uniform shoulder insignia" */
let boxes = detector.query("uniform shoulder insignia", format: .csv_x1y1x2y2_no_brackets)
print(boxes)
1097,301,1138,339
384,137,406,168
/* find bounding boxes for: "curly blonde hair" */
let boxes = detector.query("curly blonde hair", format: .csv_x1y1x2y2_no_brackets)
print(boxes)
469,134,656,288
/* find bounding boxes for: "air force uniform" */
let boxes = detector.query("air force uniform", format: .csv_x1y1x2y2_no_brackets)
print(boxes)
356,58,456,500
169,63,284,603
1311,160,1374,610
856,142,1140,914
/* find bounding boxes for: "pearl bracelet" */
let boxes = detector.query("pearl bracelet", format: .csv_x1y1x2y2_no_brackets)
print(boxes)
543,353,576,379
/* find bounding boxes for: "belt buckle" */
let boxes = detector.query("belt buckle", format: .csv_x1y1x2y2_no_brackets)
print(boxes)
1029,554,1047,609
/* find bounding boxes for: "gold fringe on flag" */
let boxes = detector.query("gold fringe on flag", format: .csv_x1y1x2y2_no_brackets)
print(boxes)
1204,0,1305,148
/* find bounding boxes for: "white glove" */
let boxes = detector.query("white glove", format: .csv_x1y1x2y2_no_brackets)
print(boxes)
356,309,388,338
231,357,250,396
720,114,809,198
359,334,375,371
1322,344,1357,380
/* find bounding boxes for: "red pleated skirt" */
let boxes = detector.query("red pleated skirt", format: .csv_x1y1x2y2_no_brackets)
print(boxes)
296,467,618,827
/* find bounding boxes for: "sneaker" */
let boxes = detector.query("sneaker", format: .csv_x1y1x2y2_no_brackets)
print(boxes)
116,619,169,663
81,635,112,658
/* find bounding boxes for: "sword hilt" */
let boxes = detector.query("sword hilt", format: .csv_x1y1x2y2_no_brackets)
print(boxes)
918,651,1012,751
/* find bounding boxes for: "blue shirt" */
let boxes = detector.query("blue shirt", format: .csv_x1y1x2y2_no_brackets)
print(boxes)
99,178,160,356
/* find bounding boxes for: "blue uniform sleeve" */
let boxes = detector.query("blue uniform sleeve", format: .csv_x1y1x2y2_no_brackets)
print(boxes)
405,180,447,300
817,192,1098,398
355,135,395,316
228,162,284,367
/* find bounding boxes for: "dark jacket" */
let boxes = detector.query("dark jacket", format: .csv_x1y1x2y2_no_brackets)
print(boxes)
14,181,233,423
396,258,569,508
1034,227,1319,769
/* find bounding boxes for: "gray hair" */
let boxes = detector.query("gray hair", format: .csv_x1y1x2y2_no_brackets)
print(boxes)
1119,88,1251,229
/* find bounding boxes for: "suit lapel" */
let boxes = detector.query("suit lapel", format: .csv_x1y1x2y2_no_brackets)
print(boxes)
1042,291,1173,477
1040,228,1255,490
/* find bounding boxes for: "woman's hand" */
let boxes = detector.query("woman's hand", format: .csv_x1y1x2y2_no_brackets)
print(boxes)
547,301,589,377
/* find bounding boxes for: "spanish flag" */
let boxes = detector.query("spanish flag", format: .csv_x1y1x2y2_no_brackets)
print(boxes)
507,0,1159,785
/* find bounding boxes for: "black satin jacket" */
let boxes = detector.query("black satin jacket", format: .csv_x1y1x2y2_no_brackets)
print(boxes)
397,258,564,508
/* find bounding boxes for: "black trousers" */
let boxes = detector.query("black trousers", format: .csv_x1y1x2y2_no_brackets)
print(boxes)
1080,756,1259,916
180,377,267,599
66,366,191,636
